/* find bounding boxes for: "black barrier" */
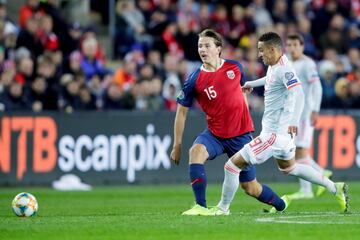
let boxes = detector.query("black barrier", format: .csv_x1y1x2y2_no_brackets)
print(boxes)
0,111,359,186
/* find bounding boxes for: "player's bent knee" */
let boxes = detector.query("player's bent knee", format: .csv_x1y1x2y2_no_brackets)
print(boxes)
189,144,208,164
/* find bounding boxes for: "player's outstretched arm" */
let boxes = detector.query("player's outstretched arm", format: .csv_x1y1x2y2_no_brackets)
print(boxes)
242,77,266,93
170,104,189,165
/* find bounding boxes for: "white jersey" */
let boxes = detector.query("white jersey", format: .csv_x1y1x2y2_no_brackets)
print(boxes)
262,55,303,134
289,55,321,119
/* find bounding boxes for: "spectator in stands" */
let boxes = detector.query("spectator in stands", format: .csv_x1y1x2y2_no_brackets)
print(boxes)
38,14,59,52
198,3,211,30
0,81,29,111
81,27,107,64
162,73,180,111
271,0,289,23
334,77,352,108
65,50,83,75
297,17,317,58
36,54,59,109
25,76,47,112
14,56,34,85
0,3,17,38
137,0,154,24
103,81,134,110
132,76,163,111
211,4,230,37
0,60,15,95
61,78,81,112
87,74,105,108
147,49,165,77
319,60,338,108
291,0,309,22
0,0,359,112
176,19,199,62
39,0,67,35
115,0,135,58
311,0,338,41
249,0,273,29
117,0,153,52
16,16,44,57
80,36,112,81
77,86,97,110
18,0,44,29
227,4,255,48
161,22,183,58
112,59,137,92
146,76,163,111
60,22,83,58
346,25,360,51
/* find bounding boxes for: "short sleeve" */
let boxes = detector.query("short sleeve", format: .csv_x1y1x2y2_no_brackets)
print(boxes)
225,59,246,86
280,67,301,90
177,68,200,107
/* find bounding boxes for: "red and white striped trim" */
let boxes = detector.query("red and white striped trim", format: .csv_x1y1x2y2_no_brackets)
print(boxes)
253,134,277,156
224,163,240,175
287,82,302,90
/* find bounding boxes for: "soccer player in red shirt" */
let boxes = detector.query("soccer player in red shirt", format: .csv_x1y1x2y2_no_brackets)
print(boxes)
170,29,287,215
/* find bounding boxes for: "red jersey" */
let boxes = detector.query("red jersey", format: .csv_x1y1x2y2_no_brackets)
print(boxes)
177,59,254,138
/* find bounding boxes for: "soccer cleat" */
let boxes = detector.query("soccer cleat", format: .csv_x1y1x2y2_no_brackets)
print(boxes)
334,182,350,213
316,170,333,197
181,204,212,216
208,206,230,216
287,190,314,200
268,195,292,213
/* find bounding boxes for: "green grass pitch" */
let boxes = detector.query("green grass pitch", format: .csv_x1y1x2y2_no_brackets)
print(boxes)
0,182,359,240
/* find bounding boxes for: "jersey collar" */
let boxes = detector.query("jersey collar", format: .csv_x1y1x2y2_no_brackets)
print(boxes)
201,59,225,72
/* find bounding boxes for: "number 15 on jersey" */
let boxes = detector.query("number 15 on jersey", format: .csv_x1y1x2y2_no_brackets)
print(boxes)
204,86,217,100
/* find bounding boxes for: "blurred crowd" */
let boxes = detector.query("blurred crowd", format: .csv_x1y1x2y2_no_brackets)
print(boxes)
0,0,359,113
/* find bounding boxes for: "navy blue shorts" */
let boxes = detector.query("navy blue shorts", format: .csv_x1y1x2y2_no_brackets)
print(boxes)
193,129,256,182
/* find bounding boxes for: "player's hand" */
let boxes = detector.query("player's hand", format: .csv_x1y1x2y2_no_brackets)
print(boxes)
170,144,182,166
288,126,298,138
310,111,319,126
242,83,253,93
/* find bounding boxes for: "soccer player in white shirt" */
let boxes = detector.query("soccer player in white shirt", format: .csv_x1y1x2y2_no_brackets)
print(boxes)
286,34,333,200
210,32,349,215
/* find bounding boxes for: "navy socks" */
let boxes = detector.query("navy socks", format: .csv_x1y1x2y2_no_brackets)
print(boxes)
189,164,207,207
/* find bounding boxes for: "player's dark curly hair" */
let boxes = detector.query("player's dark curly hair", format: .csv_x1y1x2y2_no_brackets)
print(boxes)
198,29,223,47
259,32,282,49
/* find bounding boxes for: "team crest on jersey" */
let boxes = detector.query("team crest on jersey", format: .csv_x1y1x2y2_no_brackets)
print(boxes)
285,72,294,80
226,70,235,79
177,90,185,100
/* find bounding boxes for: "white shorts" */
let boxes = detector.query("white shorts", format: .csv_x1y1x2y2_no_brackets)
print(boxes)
295,117,314,148
240,132,296,165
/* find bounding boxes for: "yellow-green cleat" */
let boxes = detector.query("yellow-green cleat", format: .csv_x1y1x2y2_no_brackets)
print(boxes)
334,182,350,213
287,190,314,200
181,204,212,216
208,206,230,216
268,195,291,214
316,170,333,197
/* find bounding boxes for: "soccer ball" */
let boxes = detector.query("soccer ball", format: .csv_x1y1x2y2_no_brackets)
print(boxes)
12,192,38,217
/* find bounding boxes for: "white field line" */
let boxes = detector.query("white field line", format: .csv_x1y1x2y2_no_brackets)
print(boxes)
256,213,360,225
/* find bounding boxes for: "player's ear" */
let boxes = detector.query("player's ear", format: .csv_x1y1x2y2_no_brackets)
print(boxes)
217,46,222,56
